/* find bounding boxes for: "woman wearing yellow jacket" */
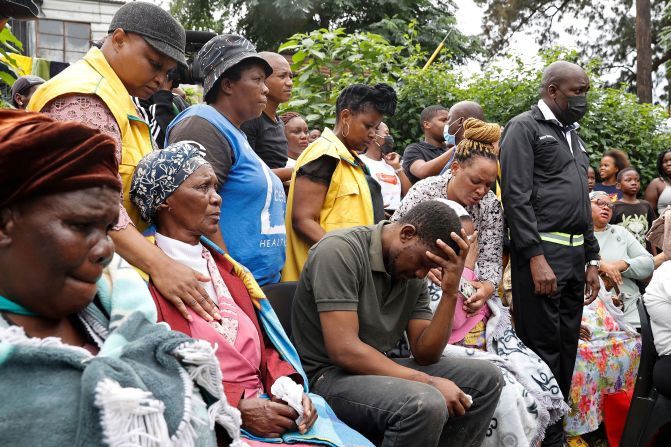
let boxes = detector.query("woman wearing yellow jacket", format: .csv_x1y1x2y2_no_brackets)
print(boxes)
28,2,222,324
283,83,397,281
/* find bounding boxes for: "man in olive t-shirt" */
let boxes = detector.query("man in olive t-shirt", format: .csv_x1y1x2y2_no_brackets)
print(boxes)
291,200,502,447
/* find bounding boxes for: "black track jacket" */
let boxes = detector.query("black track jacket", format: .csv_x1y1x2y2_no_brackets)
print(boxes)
500,103,600,262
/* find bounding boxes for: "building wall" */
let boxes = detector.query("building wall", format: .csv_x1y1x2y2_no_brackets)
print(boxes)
40,0,124,42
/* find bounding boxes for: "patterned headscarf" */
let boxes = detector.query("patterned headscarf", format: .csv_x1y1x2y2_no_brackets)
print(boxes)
130,141,209,224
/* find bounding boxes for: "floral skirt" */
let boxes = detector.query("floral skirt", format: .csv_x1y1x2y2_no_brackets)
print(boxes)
564,299,641,435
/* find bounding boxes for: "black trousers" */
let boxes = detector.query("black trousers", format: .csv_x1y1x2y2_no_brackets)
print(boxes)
510,241,585,446
654,355,671,398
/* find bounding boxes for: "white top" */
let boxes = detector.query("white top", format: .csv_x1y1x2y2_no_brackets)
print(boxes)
360,153,402,210
155,232,218,305
286,157,296,168
644,260,671,356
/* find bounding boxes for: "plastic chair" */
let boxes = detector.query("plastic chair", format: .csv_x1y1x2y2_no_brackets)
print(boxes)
261,281,297,337
620,299,671,446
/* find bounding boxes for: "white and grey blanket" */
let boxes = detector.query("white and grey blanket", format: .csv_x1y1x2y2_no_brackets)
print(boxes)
430,284,569,447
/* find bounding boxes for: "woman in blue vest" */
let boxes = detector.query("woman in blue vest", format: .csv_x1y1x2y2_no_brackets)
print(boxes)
166,35,286,286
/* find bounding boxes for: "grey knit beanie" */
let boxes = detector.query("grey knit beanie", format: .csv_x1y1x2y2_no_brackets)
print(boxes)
108,1,187,67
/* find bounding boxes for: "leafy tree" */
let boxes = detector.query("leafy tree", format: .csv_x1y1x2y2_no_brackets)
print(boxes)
168,0,478,58
473,0,671,100
278,26,423,130
280,26,671,187
0,25,25,107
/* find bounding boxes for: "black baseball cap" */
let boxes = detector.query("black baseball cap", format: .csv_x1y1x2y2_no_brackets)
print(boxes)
108,1,187,68
198,34,272,97
10,75,44,101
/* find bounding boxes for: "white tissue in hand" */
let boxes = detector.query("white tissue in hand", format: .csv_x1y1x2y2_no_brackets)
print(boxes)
270,376,305,425
465,394,473,406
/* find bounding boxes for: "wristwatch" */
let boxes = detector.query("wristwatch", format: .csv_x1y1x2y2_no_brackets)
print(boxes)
587,260,600,269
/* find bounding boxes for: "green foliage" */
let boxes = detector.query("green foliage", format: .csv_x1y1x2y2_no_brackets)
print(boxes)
580,87,671,185
181,86,202,106
278,27,422,130
167,0,476,58
280,26,670,187
1,25,25,106
385,66,462,149
0,25,24,86
472,0,670,93
169,0,226,32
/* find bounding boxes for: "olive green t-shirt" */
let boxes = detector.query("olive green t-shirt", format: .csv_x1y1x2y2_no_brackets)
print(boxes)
290,222,433,383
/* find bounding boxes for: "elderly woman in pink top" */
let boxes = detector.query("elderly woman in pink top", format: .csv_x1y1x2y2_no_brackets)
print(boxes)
130,142,321,445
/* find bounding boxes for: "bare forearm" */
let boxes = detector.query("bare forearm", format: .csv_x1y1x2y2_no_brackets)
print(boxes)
413,294,458,364
654,253,668,269
293,218,326,246
272,167,293,182
409,150,453,180
330,340,431,383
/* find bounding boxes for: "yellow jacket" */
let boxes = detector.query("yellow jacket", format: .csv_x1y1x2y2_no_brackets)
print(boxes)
282,128,374,281
28,47,152,231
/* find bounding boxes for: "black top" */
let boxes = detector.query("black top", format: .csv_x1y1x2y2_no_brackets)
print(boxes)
133,91,188,149
401,141,445,184
500,104,599,261
297,155,385,223
610,200,657,249
241,112,288,168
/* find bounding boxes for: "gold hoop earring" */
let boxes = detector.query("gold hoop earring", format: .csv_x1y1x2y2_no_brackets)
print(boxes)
343,122,350,138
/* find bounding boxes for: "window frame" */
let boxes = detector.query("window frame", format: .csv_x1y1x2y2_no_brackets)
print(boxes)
36,19,91,63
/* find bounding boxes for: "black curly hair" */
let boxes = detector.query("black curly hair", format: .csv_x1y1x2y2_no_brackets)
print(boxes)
657,148,671,181
601,148,630,177
397,200,462,256
335,83,397,122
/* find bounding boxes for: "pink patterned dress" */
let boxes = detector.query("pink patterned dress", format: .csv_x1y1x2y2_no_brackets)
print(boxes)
565,295,641,435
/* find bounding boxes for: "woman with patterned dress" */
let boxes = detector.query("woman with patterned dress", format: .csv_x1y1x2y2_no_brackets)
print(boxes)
392,119,568,446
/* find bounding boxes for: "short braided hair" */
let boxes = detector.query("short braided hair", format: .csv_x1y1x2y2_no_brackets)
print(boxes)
616,167,638,183
454,118,501,166
280,111,303,126
397,200,462,256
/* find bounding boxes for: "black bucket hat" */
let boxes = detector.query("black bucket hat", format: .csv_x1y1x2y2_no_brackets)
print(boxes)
108,1,187,68
1,0,38,19
198,34,272,98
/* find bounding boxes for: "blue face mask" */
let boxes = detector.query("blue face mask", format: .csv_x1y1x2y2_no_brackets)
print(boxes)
443,119,462,146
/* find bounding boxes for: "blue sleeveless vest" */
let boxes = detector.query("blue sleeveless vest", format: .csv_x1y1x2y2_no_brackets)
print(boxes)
167,105,286,285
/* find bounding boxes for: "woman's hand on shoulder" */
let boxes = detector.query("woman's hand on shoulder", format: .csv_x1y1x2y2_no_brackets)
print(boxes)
238,397,298,438
150,255,221,322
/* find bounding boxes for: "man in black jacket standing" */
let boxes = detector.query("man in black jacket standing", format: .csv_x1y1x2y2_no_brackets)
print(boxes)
500,61,600,446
